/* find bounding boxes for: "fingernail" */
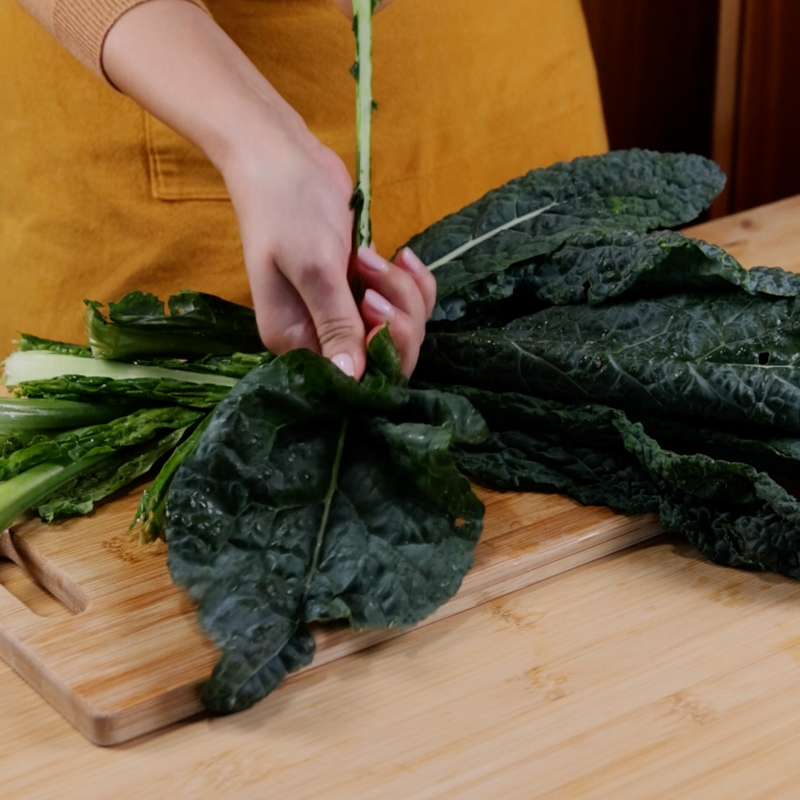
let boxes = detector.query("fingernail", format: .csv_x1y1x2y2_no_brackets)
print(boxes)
331,352,355,377
399,247,427,274
358,245,389,273
364,288,395,319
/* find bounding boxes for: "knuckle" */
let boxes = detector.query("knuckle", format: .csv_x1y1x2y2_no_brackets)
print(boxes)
293,248,348,290
315,315,363,348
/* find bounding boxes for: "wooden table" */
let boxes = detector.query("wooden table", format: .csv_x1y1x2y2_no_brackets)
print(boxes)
3,196,800,799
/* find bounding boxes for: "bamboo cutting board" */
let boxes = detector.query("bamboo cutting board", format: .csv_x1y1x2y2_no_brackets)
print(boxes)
7,193,800,750
0,481,659,746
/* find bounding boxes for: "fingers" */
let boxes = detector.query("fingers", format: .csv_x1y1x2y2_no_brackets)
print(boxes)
355,245,438,377
247,257,320,354
250,243,435,381
293,253,367,379
249,246,368,380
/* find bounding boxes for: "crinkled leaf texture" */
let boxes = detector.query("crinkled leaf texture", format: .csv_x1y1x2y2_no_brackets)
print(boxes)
420,289,800,433
450,389,800,580
402,150,725,322
166,330,486,714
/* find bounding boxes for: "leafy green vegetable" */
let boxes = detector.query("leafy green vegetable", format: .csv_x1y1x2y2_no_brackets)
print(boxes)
166,329,485,713
0,455,111,533
419,289,800,433
12,375,232,410
86,290,262,360
132,413,212,544
447,388,800,579
15,333,92,356
0,406,202,481
4,350,238,389
0,290,270,535
37,427,191,522
7,148,800,720
426,229,754,329
401,150,725,322
0,397,130,431
0,406,202,529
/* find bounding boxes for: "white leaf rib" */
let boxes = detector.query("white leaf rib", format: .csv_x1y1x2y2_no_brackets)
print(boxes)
427,202,559,272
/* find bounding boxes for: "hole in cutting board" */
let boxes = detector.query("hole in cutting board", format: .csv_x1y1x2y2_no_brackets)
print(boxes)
0,530,88,618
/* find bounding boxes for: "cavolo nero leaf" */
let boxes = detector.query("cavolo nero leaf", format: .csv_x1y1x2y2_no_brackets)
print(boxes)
429,229,755,329
402,150,725,322
166,329,485,713
447,388,800,579
419,288,800,434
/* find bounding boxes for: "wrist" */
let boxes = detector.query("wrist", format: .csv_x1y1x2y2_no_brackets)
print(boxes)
206,92,311,184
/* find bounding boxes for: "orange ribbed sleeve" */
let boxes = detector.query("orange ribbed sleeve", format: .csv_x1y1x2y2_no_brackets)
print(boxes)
16,0,210,78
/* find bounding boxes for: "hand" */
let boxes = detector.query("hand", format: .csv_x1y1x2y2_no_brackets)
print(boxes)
221,112,435,379
355,245,437,377
103,0,433,380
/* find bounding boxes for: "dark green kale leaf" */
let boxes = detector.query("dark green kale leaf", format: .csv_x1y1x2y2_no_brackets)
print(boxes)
401,150,725,322
447,388,800,579
429,229,754,329
419,289,800,433
166,330,485,713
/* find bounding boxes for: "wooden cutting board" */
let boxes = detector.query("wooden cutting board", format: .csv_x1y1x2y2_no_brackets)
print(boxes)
0,481,658,746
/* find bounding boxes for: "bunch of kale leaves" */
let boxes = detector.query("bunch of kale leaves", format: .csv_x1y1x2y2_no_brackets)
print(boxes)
6,149,800,714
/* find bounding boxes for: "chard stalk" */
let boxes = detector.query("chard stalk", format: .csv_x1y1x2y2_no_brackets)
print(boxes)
0,454,110,532
0,397,130,431
3,351,238,388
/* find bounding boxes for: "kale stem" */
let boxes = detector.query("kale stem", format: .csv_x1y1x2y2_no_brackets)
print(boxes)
352,0,374,247
305,419,348,595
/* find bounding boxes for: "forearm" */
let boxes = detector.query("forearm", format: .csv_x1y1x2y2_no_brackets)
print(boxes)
16,0,209,77
101,0,304,174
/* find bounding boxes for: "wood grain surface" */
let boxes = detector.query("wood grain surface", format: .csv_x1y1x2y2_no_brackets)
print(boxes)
0,476,658,745
2,196,800,797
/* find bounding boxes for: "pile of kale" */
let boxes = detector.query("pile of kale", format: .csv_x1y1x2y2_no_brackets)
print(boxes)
5,149,800,713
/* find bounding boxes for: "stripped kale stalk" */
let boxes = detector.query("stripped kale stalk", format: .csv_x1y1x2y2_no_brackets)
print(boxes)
350,0,379,248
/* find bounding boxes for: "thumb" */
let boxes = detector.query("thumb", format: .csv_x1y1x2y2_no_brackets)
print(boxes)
301,273,367,380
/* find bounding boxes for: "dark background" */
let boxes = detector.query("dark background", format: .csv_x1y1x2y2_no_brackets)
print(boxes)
581,0,800,217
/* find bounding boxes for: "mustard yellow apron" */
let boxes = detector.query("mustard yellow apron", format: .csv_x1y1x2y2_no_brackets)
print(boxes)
0,0,607,354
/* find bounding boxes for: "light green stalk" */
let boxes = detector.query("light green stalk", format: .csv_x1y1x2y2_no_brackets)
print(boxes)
3,351,237,388
0,454,110,532
351,0,376,247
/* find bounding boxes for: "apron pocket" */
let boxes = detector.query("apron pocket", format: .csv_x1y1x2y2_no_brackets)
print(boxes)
144,112,230,201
